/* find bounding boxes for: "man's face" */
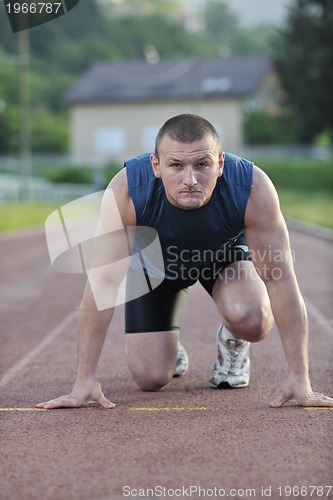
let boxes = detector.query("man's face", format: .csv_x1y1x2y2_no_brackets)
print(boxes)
150,134,224,210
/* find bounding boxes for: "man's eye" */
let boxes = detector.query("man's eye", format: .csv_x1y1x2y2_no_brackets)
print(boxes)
172,163,182,168
197,163,208,168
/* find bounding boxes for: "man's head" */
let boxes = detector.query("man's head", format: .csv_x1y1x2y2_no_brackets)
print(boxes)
154,114,221,159
151,114,224,210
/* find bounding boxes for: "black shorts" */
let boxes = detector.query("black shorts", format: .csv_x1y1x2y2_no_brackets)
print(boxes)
125,236,250,333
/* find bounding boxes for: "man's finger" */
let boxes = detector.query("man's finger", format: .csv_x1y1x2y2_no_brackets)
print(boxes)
89,382,116,408
270,392,333,408
36,392,116,409
35,397,83,409
300,395,333,407
269,396,290,408
97,394,116,409
312,392,333,402
269,389,294,408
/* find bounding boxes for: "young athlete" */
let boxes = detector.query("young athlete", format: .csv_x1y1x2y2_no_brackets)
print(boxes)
37,114,333,410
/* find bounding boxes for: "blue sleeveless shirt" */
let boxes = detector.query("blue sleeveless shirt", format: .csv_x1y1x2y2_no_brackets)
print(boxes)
125,153,253,278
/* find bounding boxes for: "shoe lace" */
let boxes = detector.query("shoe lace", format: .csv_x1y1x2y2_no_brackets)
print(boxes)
230,347,238,369
216,340,242,375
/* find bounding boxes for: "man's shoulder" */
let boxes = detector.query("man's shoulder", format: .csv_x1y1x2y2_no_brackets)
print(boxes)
125,153,154,187
125,152,151,166
224,152,253,167
245,166,281,228
223,152,253,186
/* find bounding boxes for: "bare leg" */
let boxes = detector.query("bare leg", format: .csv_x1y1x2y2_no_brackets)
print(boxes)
212,261,274,342
125,330,179,391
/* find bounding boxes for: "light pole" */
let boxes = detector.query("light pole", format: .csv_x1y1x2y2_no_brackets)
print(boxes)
18,26,31,200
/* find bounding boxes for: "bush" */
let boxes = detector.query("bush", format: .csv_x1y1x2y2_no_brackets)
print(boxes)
43,165,93,184
103,163,122,186
38,162,122,186
244,109,302,145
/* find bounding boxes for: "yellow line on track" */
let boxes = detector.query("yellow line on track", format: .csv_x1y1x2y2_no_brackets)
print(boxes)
302,407,333,410
0,408,47,411
129,407,207,411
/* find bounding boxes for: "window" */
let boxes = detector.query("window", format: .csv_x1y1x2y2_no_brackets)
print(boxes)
93,127,126,155
142,126,160,152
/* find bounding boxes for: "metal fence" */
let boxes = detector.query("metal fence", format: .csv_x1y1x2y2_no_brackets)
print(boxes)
0,154,99,204
0,173,93,204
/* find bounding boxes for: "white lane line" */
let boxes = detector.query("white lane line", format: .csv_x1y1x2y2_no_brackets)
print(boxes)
305,299,333,336
0,311,77,388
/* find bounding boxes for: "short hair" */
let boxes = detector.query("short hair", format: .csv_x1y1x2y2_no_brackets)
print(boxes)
155,114,221,158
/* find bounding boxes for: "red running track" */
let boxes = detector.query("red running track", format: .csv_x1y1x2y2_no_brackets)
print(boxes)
0,226,332,500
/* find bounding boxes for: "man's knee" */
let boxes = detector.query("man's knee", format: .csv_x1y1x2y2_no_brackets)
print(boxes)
225,302,273,342
125,331,178,391
132,368,173,392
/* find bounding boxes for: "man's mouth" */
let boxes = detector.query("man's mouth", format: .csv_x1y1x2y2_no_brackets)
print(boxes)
179,189,202,194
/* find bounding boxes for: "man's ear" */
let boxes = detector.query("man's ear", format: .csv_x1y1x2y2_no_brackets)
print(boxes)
218,152,225,177
150,154,161,178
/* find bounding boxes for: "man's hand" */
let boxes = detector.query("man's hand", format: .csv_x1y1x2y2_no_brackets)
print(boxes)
36,378,115,410
270,373,333,408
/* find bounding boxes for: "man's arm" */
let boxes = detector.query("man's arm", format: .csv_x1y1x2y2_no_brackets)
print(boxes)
36,168,136,409
245,166,333,407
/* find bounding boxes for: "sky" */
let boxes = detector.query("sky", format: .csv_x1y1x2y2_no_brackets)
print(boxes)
215,0,294,28
102,0,295,29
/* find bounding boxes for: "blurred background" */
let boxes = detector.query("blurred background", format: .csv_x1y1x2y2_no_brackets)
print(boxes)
0,0,332,231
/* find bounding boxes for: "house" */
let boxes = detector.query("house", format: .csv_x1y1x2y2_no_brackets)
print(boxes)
64,55,281,166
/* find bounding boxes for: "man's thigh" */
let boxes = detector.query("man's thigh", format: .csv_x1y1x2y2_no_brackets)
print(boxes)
125,276,188,333
213,257,267,295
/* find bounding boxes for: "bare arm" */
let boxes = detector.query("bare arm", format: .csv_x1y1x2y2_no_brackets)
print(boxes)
245,166,333,407
37,168,136,409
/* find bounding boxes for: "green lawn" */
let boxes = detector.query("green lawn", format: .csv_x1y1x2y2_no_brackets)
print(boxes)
255,157,333,193
257,157,333,229
0,202,59,232
278,190,333,229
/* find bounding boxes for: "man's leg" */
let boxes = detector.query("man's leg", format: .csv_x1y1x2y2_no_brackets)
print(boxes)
212,260,273,342
209,260,274,388
124,276,188,391
125,330,179,391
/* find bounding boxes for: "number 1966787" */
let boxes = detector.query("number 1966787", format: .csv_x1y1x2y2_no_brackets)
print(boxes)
6,3,63,14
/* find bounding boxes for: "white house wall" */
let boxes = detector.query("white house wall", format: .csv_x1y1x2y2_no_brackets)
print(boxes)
70,99,244,167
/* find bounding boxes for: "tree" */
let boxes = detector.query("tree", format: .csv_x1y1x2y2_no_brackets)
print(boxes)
204,0,238,57
243,110,302,145
274,0,333,143
0,0,276,154
203,1,274,57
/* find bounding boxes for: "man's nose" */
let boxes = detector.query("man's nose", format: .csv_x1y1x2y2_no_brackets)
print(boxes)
183,167,197,187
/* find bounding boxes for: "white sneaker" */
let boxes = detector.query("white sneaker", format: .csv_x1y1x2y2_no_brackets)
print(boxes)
209,324,250,388
173,342,189,377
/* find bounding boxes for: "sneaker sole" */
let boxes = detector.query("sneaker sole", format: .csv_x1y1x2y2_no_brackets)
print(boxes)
209,380,249,389
173,371,186,378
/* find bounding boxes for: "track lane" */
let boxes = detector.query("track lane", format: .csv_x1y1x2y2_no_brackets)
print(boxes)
0,226,332,500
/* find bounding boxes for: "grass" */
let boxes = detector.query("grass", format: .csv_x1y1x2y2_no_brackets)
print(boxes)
255,158,333,229
278,190,333,229
0,202,60,233
255,158,333,192
0,158,332,232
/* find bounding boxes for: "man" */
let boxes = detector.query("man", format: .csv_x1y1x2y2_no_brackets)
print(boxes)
37,114,333,409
